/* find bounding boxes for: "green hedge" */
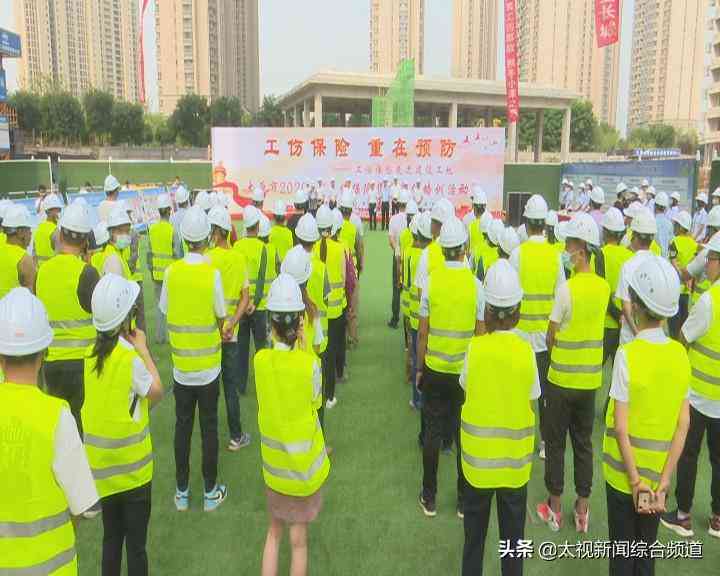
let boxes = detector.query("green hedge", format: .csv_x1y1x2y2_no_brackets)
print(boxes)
57,161,212,191
504,163,563,209
0,160,52,197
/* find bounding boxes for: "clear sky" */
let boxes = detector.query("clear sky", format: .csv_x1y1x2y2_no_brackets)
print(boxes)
1,0,631,131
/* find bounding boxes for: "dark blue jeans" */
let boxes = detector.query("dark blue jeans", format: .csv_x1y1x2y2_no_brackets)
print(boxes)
221,341,244,440
237,310,268,395
409,328,422,407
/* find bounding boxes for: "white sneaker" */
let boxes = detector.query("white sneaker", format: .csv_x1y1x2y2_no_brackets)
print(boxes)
326,397,338,409
539,441,546,460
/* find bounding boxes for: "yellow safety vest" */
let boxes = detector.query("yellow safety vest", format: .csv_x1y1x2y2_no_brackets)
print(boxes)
207,246,247,339
475,243,499,281
692,277,711,306
427,241,445,276
603,338,690,494
307,254,329,353
313,238,345,320
269,225,294,262
121,242,143,283
0,231,5,245
82,344,153,498
672,235,698,296
548,272,610,390
602,243,633,329
468,218,487,262
89,250,105,274
399,227,413,256
95,243,132,279
688,282,720,401
166,259,222,372
517,241,559,336
339,220,358,260
402,245,423,330
255,348,330,497
148,220,175,282
37,254,95,362
0,383,77,574
461,332,536,488
34,220,57,267
426,265,476,374
0,242,26,299
235,237,276,310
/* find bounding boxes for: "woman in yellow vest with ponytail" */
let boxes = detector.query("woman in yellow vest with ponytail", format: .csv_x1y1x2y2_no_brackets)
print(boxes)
460,259,539,576
603,256,691,576
668,210,697,339
83,273,163,576
256,274,330,576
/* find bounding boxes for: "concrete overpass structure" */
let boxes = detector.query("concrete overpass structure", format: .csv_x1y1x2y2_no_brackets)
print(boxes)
277,71,581,162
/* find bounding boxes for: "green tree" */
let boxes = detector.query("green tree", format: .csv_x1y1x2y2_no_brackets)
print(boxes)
210,96,244,127
111,102,145,145
83,89,114,144
569,100,597,152
9,90,42,138
41,92,84,144
648,123,676,148
594,122,620,153
169,94,209,147
676,129,699,155
517,100,597,152
253,95,283,127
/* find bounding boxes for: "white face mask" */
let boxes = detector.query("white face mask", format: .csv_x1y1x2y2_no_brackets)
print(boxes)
115,234,131,250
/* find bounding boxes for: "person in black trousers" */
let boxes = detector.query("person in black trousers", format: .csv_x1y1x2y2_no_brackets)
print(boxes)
368,182,378,231
381,185,390,231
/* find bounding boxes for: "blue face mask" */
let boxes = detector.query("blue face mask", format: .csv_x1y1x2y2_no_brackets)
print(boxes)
562,250,575,271
115,234,131,250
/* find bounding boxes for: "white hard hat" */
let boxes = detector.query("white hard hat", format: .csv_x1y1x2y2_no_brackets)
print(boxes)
589,186,605,205
586,178,593,186
697,193,709,205
471,186,487,205
616,182,628,194
208,205,232,232
91,273,140,332
409,214,420,235
331,209,344,236
272,199,287,217
156,193,172,210
479,211,494,233
296,213,320,243
602,207,626,233
562,178,569,186
487,219,505,246
2,204,31,229
93,222,110,246
554,221,568,243
266,273,305,313
647,186,656,197
624,201,644,219
194,190,212,211
175,185,190,205
107,205,131,229
316,205,333,230
499,226,520,255
630,186,640,196
671,210,692,231
438,216,468,248
42,194,63,212
523,194,548,220
630,208,657,235
565,213,600,246
704,230,720,253
59,202,91,234
431,199,450,224
0,199,13,219
294,188,309,205
243,205,261,229
670,191,681,202
181,205,211,242
578,183,585,191
654,191,669,208
406,200,419,216
484,259,523,309
0,288,54,355
258,213,271,238
707,206,720,228
545,210,558,227
398,189,411,205
713,187,720,198
104,175,121,193
252,188,265,203
280,245,312,284
417,211,433,240
339,190,354,209
641,178,650,187
628,256,680,318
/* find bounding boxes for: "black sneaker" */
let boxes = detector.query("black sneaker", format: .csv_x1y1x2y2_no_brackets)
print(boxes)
419,492,437,517
660,509,694,537
457,499,465,519
388,319,399,329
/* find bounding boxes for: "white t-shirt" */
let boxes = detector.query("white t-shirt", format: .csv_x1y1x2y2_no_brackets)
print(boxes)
680,286,720,418
388,212,407,253
159,252,226,386
102,252,127,278
687,248,708,280
418,261,485,321
549,282,573,330
615,250,654,345
350,213,364,237
54,408,100,515
509,236,566,352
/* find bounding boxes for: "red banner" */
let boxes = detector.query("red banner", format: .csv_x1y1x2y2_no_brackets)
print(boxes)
595,0,620,48
504,0,519,123
139,0,151,104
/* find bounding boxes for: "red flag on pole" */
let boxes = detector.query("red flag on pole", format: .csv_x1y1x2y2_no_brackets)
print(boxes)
595,0,620,48
504,0,519,123
139,0,151,104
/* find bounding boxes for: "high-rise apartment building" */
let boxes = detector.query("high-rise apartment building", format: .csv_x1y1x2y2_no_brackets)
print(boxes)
452,0,498,80
370,0,424,75
156,0,259,116
703,0,720,159
14,0,140,101
626,0,705,133
515,0,621,126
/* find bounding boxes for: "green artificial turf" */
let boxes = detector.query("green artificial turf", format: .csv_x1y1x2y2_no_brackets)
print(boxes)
75,230,720,575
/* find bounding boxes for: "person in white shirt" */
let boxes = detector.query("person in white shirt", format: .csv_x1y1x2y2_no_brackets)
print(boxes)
388,190,410,328
367,182,378,231
381,179,392,230
98,175,122,224
668,192,681,221
692,194,709,242
159,206,228,512
560,179,574,210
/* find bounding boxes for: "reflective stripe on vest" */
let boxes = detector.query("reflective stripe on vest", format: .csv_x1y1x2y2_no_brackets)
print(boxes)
517,241,559,335
602,339,690,494
687,284,720,401
313,239,345,320
0,508,69,537
149,220,175,281
460,332,536,489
